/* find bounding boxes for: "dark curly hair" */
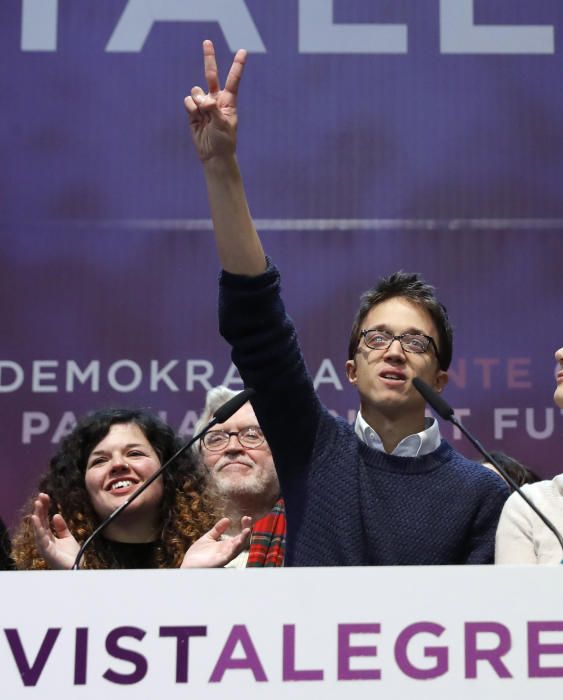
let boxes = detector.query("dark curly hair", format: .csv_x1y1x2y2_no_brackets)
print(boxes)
348,271,453,370
12,408,217,569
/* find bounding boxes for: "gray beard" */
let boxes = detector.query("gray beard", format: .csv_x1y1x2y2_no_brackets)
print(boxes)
212,473,280,524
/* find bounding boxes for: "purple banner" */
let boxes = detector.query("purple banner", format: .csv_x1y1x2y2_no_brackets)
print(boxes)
2,1,563,527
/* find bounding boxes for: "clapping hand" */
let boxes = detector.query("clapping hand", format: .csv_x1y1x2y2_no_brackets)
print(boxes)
181,516,252,568
31,492,80,569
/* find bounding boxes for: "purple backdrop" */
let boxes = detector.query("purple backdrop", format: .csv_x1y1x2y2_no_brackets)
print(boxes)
2,1,562,528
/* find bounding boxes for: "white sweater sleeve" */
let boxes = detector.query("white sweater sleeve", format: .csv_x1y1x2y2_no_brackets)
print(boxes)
495,477,563,565
495,489,537,564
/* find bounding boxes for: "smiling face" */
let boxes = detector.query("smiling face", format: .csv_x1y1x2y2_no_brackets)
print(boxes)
84,423,163,539
200,403,279,504
555,347,563,409
346,296,448,426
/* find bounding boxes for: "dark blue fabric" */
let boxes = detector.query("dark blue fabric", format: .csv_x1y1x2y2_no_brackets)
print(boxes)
219,262,509,566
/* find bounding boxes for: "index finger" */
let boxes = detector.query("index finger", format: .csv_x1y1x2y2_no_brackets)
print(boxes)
224,49,247,97
203,39,221,95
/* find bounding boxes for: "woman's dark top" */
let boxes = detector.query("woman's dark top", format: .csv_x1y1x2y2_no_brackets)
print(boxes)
102,539,160,569
0,518,15,571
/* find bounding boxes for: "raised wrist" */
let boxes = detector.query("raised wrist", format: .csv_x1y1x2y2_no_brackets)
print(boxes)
202,153,240,177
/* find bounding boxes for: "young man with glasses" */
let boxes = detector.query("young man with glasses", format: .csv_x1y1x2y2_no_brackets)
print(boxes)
184,40,508,566
194,387,285,567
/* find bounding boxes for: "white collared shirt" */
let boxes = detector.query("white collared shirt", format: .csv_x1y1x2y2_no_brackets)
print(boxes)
354,411,441,457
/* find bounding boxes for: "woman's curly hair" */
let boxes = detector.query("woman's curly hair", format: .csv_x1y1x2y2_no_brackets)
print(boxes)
12,408,217,569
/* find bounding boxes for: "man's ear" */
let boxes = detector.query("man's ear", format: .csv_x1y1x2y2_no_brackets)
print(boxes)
345,359,357,386
433,370,448,393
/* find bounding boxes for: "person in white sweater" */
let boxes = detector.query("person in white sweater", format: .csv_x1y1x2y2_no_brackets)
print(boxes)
495,346,563,564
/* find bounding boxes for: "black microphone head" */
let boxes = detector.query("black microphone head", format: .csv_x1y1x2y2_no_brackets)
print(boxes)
412,377,454,420
212,387,256,424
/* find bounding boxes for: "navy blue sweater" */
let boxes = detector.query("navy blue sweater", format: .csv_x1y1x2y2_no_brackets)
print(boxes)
219,263,508,566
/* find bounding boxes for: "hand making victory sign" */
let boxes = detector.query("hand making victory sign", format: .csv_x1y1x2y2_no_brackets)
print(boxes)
184,40,247,162
184,40,266,276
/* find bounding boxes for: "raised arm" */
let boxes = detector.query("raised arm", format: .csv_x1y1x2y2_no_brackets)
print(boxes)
184,40,323,479
184,40,265,276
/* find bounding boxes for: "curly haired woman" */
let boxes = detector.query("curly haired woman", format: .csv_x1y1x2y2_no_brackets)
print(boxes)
12,408,249,569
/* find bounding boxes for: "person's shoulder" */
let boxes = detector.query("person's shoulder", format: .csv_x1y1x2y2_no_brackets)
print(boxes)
500,484,533,520
432,440,481,470
311,408,358,462
317,408,356,442
551,473,563,494
436,441,509,492
436,440,491,470
500,476,563,537
520,475,563,500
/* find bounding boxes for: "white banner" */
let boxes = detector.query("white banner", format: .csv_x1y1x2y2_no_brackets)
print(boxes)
1,566,562,698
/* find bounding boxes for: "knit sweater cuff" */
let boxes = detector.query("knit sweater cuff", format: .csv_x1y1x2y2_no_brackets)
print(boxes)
219,257,279,290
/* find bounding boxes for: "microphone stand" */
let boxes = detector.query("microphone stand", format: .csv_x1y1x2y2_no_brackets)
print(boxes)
413,377,563,563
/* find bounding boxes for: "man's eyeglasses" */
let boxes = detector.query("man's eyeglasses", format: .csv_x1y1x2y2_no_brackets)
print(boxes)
201,426,266,452
359,329,439,357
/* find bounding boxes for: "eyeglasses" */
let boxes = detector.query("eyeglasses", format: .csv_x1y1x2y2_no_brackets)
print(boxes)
201,426,266,452
359,328,439,357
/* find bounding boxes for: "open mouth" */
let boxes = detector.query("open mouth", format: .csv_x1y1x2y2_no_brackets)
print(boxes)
107,479,138,492
380,371,406,382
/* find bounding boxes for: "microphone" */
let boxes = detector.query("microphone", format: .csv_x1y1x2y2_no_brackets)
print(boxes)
213,387,255,423
72,387,256,570
413,377,563,561
412,377,453,420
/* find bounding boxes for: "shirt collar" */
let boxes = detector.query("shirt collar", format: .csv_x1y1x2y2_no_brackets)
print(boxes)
354,411,441,457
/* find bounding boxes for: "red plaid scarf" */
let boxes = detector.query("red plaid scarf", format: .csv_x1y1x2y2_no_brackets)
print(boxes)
247,498,286,567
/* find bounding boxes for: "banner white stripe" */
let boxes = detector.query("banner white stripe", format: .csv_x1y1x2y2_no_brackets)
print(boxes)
88,219,563,232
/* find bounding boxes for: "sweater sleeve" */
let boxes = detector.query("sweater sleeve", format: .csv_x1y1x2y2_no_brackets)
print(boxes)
495,490,537,564
464,475,509,564
218,261,323,478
